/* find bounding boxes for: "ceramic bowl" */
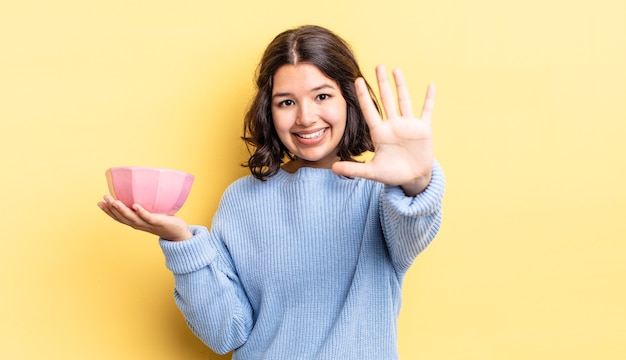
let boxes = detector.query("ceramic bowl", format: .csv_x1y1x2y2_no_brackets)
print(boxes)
105,166,194,215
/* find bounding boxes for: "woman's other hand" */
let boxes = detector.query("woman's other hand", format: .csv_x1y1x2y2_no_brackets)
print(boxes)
97,195,193,242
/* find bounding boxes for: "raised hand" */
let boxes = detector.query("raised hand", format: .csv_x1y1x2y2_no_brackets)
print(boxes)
331,64,436,196
98,195,192,241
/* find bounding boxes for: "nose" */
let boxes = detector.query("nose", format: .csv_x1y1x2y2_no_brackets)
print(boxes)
296,102,316,127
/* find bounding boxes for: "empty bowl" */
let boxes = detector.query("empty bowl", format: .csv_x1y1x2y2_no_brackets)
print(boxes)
105,166,194,215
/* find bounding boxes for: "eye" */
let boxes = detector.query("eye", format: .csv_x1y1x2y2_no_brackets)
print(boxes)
316,94,330,101
278,99,294,107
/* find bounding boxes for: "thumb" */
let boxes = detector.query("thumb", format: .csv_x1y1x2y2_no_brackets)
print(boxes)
331,160,373,179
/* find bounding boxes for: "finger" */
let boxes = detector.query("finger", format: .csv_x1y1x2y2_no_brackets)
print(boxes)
101,196,129,223
98,201,117,219
132,203,157,224
392,68,413,118
331,160,375,180
100,195,150,229
420,83,436,122
376,64,398,119
103,194,116,203
108,199,144,226
355,77,382,131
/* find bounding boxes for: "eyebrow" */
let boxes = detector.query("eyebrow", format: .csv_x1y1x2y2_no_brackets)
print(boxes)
272,83,337,99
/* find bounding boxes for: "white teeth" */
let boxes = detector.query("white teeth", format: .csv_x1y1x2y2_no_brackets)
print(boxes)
299,129,325,139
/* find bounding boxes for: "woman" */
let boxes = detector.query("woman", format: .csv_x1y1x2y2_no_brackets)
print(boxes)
98,25,445,359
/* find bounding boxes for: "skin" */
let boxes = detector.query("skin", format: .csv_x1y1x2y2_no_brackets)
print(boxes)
97,64,436,241
271,63,347,172
332,64,436,197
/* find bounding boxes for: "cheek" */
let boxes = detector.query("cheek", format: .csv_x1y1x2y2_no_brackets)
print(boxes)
325,104,348,129
271,110,286,131
271,113,292,143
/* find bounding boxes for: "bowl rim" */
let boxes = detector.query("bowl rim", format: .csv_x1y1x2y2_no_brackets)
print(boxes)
106,166,193,176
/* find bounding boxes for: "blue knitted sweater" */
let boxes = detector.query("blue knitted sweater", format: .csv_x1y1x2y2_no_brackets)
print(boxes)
159,161,445,359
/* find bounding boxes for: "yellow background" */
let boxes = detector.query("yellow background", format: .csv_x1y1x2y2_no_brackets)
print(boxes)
1,0,624,359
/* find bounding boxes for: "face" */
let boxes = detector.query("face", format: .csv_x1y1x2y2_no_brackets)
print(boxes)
271,63,347,170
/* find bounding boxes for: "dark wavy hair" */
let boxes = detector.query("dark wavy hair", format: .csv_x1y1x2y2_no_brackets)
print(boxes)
242,25,378,180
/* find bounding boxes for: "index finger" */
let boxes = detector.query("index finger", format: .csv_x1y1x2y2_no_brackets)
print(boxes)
375,64,398,120
355,77,382,131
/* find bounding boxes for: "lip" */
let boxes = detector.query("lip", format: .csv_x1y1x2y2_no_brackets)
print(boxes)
293,128,328,145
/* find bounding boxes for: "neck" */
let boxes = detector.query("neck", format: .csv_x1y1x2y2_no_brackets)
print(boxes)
281,157,339,173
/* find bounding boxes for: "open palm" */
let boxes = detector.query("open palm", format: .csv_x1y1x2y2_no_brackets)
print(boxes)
332,65,436,196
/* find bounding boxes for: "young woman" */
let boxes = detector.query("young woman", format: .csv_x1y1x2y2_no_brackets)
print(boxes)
98,25,445,359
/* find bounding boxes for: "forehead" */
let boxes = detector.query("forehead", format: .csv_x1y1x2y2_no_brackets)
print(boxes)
272,63,339,94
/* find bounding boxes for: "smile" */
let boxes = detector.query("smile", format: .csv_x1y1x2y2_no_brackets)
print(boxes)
296,128,326,139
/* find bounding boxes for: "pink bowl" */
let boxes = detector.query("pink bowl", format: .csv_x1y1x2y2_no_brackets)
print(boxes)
105,166,194,215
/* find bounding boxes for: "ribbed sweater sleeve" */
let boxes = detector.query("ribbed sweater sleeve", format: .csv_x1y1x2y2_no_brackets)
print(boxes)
159,226,253,354
381,160,445,275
